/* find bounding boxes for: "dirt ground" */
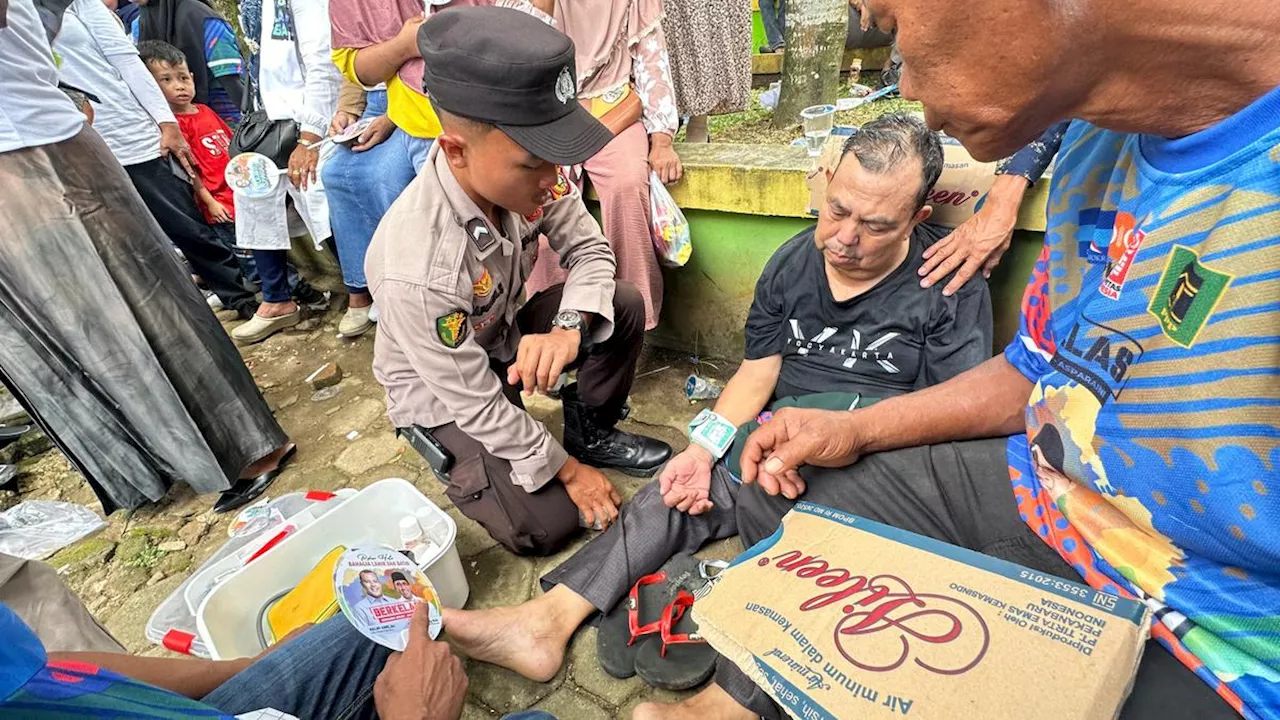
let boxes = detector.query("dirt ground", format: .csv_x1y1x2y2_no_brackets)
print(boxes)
2,300,746,719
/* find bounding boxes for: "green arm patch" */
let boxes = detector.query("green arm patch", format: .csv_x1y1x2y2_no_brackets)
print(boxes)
436,310,470,348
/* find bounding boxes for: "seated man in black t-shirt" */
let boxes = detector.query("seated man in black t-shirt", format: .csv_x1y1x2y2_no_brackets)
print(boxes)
443,114,994,702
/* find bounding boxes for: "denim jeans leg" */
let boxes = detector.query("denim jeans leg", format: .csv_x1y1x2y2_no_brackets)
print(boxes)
201,615,391,720
253,249,292,304
759,0,785,48
321,127,428,293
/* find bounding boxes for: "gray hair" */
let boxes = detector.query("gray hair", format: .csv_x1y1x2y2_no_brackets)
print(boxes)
839,113,943,210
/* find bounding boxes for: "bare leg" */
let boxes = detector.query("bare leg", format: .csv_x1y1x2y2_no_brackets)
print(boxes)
632,683,756,720
442,584,594,682
239,442,296,480
348,291,372,309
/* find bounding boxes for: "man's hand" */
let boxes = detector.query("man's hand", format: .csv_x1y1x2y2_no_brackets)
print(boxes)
287,133,323,189
506,328,579,395
205,199,233,224
159,122,197,178
353,115,397,152
659,444,715,515
649,133,683,184
919,173,1028,296
559,457,621,529
740,408,864,497
397,16,426,49
329,109,361,136
374,605,468,720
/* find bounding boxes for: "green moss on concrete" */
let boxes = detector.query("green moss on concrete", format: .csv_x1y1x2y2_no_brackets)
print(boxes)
48,537,116,570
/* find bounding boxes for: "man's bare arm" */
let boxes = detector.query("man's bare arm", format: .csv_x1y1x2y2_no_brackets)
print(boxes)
741,355,1033,490
350,18,423,87
46,652,252,699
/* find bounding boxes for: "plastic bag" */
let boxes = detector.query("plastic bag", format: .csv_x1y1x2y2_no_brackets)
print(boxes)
0,500,107,559
648,172,692,268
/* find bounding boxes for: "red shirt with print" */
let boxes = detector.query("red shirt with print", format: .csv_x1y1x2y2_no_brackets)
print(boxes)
175,104,236,224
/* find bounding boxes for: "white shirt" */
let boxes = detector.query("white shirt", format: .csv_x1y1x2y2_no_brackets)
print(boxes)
53,0,175,166
0,0,85,152
258,0,340,137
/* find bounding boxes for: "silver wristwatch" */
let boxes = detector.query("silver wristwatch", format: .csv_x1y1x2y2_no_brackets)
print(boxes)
552,310,592,349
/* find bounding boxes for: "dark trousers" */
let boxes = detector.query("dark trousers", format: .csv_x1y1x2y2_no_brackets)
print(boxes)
542,438,1238,720
211,222,259,290
759,0,785,49
124,158,256,316
419,282,646,557
254,249,292,303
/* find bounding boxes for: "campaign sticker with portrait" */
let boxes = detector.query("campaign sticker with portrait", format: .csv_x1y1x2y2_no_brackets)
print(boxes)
333,547,442,650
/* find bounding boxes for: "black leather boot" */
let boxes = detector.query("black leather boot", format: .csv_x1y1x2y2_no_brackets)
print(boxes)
561,384,672,477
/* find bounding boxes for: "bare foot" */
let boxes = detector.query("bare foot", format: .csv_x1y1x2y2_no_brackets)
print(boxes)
240,442,296,480
632,683,756,720
257,300,298,319
442,586,593,682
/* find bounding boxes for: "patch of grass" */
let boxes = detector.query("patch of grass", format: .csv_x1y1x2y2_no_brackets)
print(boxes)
681,74,923,146
123,542,166,570
48,537,116,569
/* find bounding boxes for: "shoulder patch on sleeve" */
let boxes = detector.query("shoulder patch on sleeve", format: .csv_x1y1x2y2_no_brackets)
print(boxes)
436,310,470,348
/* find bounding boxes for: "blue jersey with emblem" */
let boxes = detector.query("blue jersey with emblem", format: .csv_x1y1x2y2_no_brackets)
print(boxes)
1003,86,1280,718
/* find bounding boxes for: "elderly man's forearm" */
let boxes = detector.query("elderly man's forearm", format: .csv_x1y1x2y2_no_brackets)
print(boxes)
47,652,252,699
856,355,1032,454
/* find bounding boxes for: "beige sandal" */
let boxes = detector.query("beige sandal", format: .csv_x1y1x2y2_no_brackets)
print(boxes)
231,311,300,345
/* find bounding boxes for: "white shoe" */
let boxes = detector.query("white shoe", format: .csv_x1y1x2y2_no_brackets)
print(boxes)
338,305,374,337
368,302,379,323
205,291,224,310
231,311,299,345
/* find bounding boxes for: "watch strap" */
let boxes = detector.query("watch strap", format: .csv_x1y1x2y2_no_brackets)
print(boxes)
688,409,736,460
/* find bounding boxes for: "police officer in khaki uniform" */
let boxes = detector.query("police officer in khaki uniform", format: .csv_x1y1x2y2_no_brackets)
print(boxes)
367,6,673,556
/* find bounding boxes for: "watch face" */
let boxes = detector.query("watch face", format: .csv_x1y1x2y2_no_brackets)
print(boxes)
555,310,582,329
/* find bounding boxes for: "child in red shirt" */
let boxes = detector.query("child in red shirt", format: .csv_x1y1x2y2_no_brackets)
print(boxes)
139,41,254,283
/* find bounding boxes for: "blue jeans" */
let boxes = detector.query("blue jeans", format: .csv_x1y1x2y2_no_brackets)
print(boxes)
321,90,433,293
759,0,785,49
201,615,557,720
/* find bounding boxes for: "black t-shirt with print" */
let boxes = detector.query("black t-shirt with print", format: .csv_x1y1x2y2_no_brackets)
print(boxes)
745,223,993,401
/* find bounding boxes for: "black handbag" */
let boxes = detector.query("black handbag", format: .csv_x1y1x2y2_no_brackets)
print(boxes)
229,72,299,167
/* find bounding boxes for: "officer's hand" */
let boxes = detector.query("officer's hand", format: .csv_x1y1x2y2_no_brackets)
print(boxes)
507,328,579,395
740,408,865,498
559,457,621,530
373,605,467,720
659,444,716,515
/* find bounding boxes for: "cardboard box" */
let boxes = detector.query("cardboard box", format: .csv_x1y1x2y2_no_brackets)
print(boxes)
694,502,1150,720
806,134,1002,228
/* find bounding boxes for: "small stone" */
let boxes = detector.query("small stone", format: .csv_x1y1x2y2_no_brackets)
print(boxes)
276,393,299,410
156,539,186,553
175,503,200,518
177,521,207,547
147,570,165,585
311,386,342,403
91,578,109,595
259,379,279,390
333,435,403,476
296,317,321,331
307,362,344,391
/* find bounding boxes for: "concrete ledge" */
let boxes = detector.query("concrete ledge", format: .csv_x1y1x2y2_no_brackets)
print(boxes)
752,46,892,74
592,143,1051,232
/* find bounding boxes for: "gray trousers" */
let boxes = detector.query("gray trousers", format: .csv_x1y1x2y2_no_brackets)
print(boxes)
541,438,1236,720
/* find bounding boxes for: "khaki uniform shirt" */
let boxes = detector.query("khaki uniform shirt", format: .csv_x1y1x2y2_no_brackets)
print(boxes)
367,145,617,492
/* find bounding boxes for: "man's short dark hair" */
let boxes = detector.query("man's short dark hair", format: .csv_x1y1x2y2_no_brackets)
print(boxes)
137,40,187,68
838,113,944,210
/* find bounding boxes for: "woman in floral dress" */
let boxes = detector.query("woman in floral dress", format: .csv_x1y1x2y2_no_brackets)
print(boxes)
662,0,751,142
524,0,682,331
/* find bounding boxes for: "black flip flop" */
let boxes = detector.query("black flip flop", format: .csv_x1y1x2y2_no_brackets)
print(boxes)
634,589,718,691
596,554,700,679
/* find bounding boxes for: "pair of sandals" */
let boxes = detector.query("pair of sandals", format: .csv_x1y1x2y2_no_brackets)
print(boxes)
596,554,725,690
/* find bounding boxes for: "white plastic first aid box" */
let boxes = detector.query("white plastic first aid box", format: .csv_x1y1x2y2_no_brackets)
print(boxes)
197,478,468,659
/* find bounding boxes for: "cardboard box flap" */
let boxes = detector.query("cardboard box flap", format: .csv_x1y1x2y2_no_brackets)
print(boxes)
694,502,1150,720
